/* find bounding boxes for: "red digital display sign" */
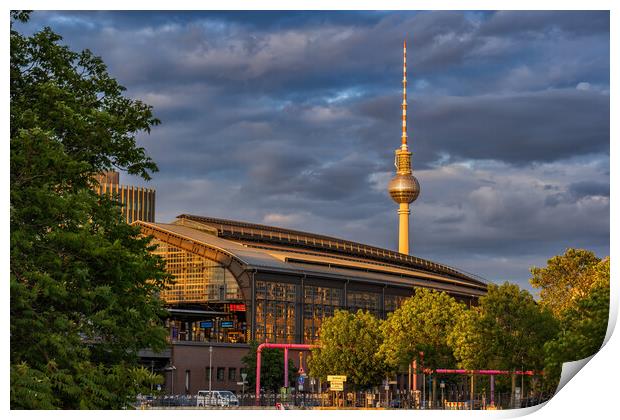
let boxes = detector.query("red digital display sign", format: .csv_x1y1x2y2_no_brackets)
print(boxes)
229,303,246,312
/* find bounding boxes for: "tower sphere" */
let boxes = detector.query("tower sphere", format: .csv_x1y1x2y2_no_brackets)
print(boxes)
388,173,420,204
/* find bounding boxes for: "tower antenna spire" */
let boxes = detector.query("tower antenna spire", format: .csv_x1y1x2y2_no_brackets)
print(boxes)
388,38,420,255
402,39,408,149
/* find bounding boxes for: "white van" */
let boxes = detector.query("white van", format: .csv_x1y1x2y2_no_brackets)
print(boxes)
196,390,239,407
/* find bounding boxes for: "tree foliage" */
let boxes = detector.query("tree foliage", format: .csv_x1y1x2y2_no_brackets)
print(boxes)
309,310,390,390
448,282,558,372
241,342,297,393
543,258,610,383
529,248,602,318
379,288,465,370
10,12,170,408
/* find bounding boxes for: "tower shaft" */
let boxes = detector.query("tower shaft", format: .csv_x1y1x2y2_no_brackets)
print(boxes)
398,202,410,255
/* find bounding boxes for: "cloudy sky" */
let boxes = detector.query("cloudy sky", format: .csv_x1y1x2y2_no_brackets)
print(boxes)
15,10,610,292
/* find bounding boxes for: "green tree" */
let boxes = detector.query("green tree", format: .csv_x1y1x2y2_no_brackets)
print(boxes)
448,282,558,372
10,12,170,408
529,248,602,318
241,342,297,393
309,309,390,390
379,288,465,370
543,258,610,383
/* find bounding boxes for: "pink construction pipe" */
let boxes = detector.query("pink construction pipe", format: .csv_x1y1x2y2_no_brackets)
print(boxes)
435,369,536,376
284,348,289,387
255,343,317,403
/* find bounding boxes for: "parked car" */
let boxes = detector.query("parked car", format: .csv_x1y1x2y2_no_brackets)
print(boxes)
389,398,402,408
196,390,239,407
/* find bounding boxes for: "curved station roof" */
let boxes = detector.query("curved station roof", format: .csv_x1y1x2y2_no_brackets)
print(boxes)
135,214,487,300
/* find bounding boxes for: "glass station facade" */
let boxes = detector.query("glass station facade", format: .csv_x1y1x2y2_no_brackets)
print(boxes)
141,217,485,348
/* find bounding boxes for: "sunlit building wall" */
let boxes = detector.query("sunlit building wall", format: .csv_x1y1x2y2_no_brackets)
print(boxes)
95,171,155,223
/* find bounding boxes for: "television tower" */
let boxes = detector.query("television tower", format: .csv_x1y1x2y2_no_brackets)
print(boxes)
388,40,420,255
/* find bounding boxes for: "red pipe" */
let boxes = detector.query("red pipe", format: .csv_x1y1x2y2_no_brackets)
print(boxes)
434,369,536,376
255,343,318,403
284,348,289,388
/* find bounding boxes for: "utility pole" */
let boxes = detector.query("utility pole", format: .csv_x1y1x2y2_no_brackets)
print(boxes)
521,359,525,404
209,346,213,395
440,381,445,409
470,374,474,410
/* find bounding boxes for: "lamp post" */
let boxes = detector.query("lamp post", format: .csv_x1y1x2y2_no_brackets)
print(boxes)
420,352,425,409
150,360,155,392
241,372,247,400
440,381,445,410
521,359,525,405
209,346,213,394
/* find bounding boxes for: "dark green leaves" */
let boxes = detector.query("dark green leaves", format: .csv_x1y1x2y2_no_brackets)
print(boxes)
10,12,170,409
380,288,465,370
309,310,390,390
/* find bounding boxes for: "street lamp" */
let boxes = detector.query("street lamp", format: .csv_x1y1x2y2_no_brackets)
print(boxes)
241,372,247,400
150,360,155,392
420,352,425,409
209,346,213,394
440,381,445,409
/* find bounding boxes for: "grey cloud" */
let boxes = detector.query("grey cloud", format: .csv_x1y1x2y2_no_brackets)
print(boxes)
21,11,608,101
544,180,610,207
355,89,609,167
568,180,610,198
409,161,609,257
480,11,609,37
238,153,382,203
433,213,466,224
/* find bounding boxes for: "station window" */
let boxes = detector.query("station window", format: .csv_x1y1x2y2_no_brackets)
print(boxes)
217,367,225,382
255,281,297,343
228,367,236,381
347,290,381,317
303,286,343,343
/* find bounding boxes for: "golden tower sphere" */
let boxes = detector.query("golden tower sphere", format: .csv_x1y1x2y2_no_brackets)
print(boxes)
388,174,420,204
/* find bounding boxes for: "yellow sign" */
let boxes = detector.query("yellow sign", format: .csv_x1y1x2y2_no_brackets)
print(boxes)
330,381,344,391
327,375,347,382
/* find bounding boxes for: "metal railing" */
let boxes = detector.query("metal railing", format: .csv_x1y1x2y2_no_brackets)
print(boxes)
135,391,553,410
